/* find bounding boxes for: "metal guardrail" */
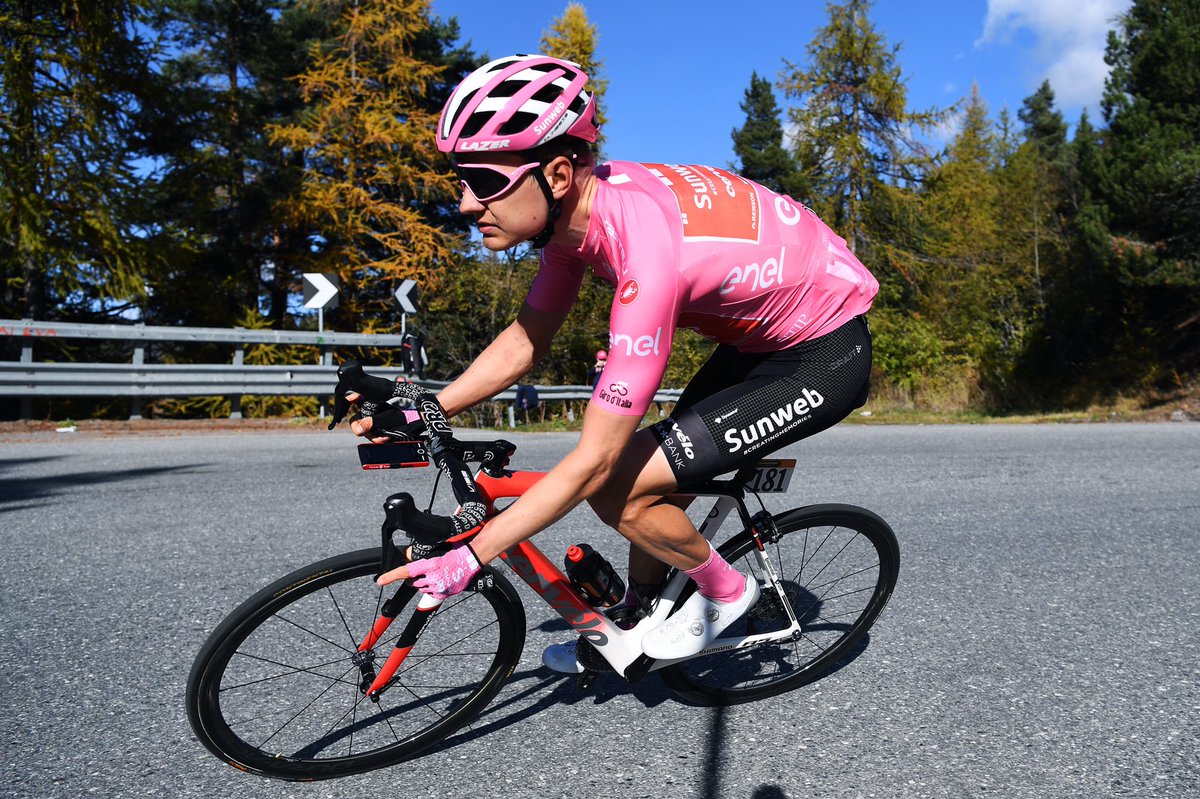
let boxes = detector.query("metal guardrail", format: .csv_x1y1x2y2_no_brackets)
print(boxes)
0,362,420,397
0,319,681,423
0,318,405,346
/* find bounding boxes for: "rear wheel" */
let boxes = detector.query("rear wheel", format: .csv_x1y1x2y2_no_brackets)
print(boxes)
186,548,526,780
659,504,898,706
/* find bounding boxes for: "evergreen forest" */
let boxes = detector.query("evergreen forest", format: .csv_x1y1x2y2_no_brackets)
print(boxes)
2,0,1197,420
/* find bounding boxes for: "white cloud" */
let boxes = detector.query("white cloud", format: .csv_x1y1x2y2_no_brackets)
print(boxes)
976,0,1131,108
929,110,963,146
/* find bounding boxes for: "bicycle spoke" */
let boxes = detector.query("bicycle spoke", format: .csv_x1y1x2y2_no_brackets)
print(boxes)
270,611,357,654
221,651,355,692
188,551,525,777
325,582,369,650
662,507,897,705
253,663,358,751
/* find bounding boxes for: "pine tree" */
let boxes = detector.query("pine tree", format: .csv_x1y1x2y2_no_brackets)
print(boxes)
1010,82,1072,317
540,2,608,151
1099,0,1200,372
779,0,944,256
269,0,463,335
920,85,1001,360
730,72,804,196
0,0,151,321
139,0,331,327
1018,80,1068,164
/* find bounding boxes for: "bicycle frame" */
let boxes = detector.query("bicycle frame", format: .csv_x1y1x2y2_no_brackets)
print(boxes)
481,469,803,683
353,465,803,697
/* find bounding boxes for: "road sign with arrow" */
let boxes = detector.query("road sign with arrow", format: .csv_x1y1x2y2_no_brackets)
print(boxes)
394,279,419,315
303,273,339,310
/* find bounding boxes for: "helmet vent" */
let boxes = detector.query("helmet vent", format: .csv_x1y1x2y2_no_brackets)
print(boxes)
460,110,492,139
487,80,522,99
498,110,539,136
531,84,562,104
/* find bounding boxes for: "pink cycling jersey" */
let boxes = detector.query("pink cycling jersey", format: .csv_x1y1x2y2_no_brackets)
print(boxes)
528,161,879,416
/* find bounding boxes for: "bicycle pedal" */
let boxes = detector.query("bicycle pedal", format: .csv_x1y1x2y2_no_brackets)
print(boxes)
576,638,615,673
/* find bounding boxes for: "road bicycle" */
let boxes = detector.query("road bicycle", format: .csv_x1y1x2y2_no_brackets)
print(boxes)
186,365,899,780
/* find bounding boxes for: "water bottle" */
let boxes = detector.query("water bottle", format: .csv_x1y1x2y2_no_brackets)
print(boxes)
564,544,625,608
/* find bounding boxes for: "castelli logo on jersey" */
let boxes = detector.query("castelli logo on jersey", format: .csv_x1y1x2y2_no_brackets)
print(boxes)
724,388,824,453
618,279,639,305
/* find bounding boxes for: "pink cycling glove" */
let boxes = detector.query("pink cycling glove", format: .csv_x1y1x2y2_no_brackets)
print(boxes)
406,544,482,601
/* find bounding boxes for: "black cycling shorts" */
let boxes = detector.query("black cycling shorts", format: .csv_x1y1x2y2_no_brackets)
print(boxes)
649,315,872,487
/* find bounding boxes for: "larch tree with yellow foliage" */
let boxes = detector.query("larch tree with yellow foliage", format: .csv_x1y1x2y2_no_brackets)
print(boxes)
540,2,608,152
270,0,461,332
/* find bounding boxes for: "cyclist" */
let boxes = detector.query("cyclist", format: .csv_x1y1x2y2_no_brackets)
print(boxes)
588,349,606,389
353,55,878,669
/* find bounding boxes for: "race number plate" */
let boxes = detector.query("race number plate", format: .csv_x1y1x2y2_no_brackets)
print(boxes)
744,459,796,493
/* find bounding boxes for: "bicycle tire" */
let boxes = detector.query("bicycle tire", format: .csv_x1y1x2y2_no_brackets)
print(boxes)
186,548,526,780
659,503,898,706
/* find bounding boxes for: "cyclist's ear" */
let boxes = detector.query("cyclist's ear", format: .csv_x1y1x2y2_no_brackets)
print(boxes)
544,155,576,201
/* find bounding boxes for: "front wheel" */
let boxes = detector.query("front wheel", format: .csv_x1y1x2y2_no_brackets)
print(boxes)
659,504,899,706
186,548,526,780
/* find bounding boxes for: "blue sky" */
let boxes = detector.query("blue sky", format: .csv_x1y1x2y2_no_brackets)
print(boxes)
428,0,1132,166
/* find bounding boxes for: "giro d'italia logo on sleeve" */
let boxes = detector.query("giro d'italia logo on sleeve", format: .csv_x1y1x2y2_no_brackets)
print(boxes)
598,380,633,410
618,278,639,305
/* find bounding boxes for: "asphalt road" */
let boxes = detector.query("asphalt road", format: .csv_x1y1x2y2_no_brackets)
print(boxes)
1,422,1197,799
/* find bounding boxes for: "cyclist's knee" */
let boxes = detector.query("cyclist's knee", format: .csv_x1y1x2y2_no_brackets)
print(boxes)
587,488,624,528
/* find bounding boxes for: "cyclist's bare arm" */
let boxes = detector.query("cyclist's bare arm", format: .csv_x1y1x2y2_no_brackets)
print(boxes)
378,401,648,584
437,301,570,416
349,302,570,438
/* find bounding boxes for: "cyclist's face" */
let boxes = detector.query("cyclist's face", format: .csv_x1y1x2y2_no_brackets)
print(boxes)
454,153,548,251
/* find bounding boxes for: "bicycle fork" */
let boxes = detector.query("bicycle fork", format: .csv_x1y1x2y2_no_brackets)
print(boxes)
354,586,443,701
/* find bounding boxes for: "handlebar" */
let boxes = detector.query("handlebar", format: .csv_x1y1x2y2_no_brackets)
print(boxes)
331,360,494,549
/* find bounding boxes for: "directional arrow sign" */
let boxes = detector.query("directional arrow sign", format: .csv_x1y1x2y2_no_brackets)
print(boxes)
394,279,419,315
303,273,339,310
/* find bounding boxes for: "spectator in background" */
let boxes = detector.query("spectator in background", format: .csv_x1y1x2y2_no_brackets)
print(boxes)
588,349,607,389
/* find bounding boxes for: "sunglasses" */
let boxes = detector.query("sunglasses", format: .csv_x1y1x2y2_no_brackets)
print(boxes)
453,161,542,203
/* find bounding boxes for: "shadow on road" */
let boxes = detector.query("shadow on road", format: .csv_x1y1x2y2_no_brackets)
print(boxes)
0,462,214,504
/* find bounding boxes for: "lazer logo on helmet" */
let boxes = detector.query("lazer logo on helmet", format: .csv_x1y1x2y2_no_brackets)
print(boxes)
534,101,566,135
460,139,511,151
724,389,824,453
609,327,662,357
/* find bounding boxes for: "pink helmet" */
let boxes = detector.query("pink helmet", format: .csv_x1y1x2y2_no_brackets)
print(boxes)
437,55,599,154
596,350,607,360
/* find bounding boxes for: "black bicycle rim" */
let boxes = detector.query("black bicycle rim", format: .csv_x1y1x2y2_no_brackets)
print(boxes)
659,504,899,706
186,548,525,780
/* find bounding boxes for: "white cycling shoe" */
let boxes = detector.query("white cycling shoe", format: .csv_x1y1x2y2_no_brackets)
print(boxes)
641,575,761,660
541,639,586,674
